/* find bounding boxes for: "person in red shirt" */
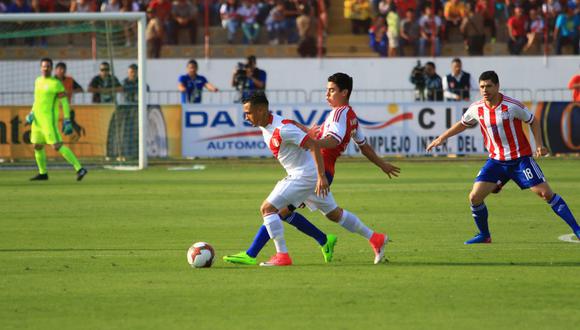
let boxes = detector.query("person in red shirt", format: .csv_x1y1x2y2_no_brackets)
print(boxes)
568,73,580,102
507,5,528,54
148,0,172,41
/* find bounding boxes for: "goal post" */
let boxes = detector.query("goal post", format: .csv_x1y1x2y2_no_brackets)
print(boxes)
0,13,148,169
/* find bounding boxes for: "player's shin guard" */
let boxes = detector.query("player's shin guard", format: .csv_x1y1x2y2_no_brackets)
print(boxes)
34,148,47,174
471,203,490,236
338,210,373,240
285,212,327,246
263,214,288,253
548,194,580,232
246,226,270,258
58,146,82,171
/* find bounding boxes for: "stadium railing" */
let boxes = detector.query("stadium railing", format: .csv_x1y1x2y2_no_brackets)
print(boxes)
535,88,574,102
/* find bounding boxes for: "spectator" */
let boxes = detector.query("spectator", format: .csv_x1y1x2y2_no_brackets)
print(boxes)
542,0,563,33
121,0,140,12
461,2,486,56
368,17,388,57
55,0,71,12
399,8,420,56
0,2,6,13
88,61,123,103
6,0,34,46
385,5,400,57
123,64,141,104
54,62,84,104
475,0,496,43
168,0,198,45
146,7,164,58
283,0,301,43
506,5,528,55
237,0,260,44
70,0,97,12
553,4,580,55
394,0,415,19
443,0,465,39
101,0,121,12
296,3,318,57
524,8,544,52
422,61,443,101
419,5,442,56
266,0,286,44
568,71,580,102
32,0,55,12
350,0,371,35
220,0,240,44
121,0,140,47
178,59,219,104
231,55,266,102
377,0,393,18
148,0,172,41
443,58,475,101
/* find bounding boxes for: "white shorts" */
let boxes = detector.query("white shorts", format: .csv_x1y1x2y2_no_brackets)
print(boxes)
303,191,338,215
266,175,317,210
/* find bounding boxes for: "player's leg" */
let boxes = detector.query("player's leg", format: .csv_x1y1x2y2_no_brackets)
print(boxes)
520,158,580,239
465,159,509,244
259,200,292,266
52,142,87,181
30,124,48,180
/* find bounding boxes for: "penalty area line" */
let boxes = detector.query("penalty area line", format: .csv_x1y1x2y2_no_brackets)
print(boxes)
558,234,580,244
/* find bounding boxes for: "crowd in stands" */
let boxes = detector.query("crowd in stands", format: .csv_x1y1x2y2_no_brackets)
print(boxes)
352,0,580,57
1,0,328,57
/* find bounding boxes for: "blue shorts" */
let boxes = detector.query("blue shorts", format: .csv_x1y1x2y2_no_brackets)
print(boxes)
475,157,546,189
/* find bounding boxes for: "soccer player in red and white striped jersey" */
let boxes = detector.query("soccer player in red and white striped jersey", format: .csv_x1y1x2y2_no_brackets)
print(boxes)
427,71,580,244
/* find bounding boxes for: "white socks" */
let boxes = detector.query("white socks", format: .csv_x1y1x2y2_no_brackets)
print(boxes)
338,209,373,240
263,213,288,253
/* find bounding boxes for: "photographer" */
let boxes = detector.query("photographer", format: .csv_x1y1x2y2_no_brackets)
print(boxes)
409,61,443,101
231,55,267,102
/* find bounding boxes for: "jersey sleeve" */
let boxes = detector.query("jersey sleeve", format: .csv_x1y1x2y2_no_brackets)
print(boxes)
511,103,534,124
461,105,479,127
280,124,310,148
353,126,367,146
324,109,348,143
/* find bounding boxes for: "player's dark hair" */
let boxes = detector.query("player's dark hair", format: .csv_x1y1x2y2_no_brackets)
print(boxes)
129,63,138,70
247,55,257,66
328,72,353,99
100,61,110,68
452,58,462,65
425,61,436,69
242,91,269,107
479,71,499,84
40,57,53,67
55,62,67,70
187,59,198,68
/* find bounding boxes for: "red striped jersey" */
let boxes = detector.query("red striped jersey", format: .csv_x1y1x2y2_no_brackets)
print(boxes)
461,94,534,161
318,105,367,175
260,114,316,177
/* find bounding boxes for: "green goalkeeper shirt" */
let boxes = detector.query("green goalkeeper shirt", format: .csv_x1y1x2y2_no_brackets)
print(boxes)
32,76,70,124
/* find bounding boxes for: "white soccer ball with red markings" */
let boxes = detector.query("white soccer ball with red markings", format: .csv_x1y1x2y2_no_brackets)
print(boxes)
187,242,215,268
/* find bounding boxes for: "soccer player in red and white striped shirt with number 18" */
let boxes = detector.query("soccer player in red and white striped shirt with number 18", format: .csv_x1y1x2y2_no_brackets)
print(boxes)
427,70,580,244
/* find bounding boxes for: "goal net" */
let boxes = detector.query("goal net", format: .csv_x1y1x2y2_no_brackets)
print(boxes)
0,13,147,169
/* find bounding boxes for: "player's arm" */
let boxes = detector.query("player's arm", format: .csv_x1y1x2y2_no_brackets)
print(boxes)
426,121,468,151
302,138,329,197
359,143,400,179
314,135,340,149
530,117,548,157
72,79,84,93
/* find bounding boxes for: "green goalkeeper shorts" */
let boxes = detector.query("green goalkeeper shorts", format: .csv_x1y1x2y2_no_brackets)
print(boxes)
31,119,62,145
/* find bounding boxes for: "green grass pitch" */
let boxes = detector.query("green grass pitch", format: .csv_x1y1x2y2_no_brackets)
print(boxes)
1,158,579,329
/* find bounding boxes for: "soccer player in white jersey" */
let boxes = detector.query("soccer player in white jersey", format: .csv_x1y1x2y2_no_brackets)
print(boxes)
427,71,580,244
235,92,330,266
225,73,401,265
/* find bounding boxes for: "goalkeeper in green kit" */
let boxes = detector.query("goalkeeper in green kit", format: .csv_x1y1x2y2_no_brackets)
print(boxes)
27,58,87,181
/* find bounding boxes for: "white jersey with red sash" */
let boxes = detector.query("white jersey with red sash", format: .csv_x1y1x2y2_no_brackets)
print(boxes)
461,94,534,161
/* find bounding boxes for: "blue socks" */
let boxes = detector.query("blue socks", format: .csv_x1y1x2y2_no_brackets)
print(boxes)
285,212,327,246
549,194,580,232
246,212,327,258
471,203,490,236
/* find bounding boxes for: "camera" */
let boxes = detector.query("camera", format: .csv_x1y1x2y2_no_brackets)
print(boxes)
410,60,426,101
233,62,248,92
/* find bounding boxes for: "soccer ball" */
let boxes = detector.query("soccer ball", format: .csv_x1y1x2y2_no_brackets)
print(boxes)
187,242,215,268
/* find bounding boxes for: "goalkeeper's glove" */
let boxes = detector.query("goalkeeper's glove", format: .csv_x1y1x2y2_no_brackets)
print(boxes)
25,112,34,125
62,119,73,135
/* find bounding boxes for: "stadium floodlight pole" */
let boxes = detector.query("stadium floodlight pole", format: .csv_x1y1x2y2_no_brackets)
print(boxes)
0,13,148,169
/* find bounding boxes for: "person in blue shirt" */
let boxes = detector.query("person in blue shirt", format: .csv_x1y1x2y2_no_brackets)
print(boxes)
553,4,580,55
178,59,219,103
231,55,267,102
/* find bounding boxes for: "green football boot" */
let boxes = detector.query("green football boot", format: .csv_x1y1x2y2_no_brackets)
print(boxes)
223,251,257,265
321,234,337,263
